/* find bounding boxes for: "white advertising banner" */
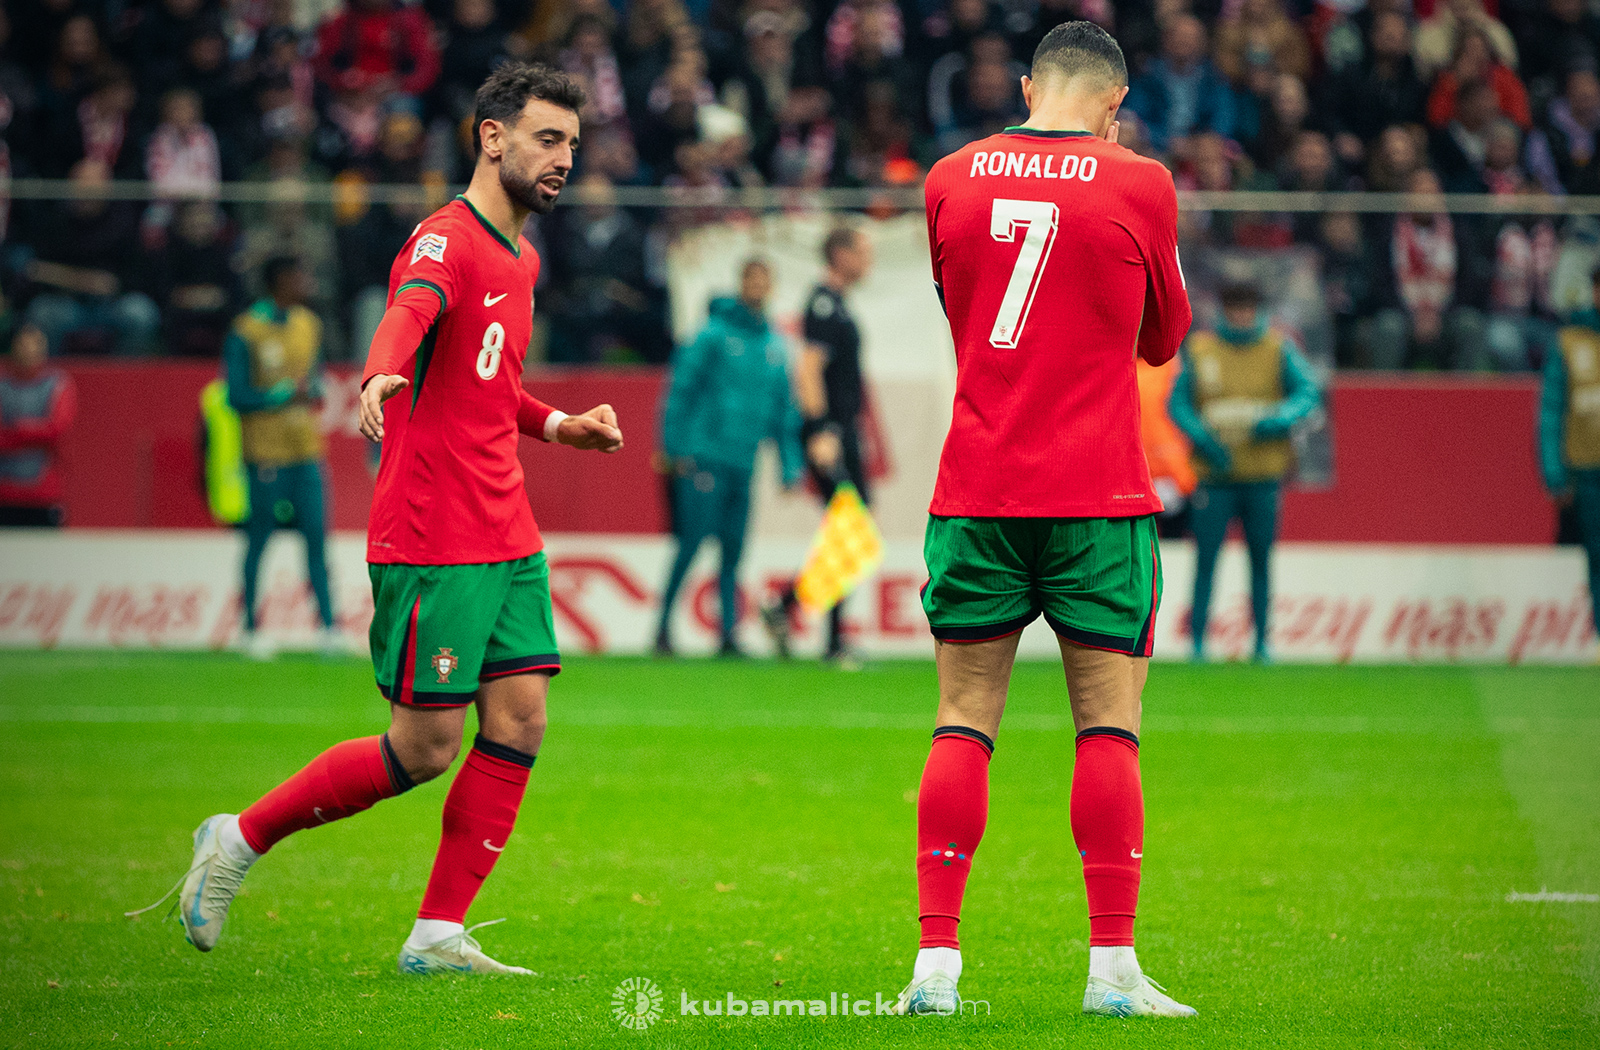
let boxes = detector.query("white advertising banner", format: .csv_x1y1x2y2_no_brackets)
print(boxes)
0,531,1592,664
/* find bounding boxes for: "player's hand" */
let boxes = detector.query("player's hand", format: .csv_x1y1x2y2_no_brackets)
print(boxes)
557,403,623,453
359,374,410,443
806,430,842,471
1105,120,1120,144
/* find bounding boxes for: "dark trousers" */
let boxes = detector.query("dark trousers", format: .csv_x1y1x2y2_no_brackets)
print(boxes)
658,463,753,644
1189,479,1280,657
243,461,333,632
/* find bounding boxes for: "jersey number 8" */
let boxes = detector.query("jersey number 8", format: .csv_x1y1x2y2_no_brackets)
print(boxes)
477,322,505,380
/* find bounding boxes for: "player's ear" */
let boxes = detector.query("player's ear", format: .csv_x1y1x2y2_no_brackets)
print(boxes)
479,118,503,161
1021,75,1034,111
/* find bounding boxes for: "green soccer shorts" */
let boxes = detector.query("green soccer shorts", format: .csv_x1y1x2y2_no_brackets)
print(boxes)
921,515,1161,656
368,552,561,707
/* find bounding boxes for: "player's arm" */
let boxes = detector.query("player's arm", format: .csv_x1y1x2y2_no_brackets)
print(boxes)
659,327,715,463
925,167,947,319
1167,349,1231,473
795,342,829,420
1253,340,1323,439
224,327,291,413
1538,338,1569,496
520,389,623,452
1135,172,1193,366
357,287,443,442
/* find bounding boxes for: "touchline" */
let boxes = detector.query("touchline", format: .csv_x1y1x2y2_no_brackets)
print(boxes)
678,991,991,1017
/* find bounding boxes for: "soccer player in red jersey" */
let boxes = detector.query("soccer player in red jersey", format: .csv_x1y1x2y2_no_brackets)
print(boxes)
148,64,625,974
893,23,1196,1017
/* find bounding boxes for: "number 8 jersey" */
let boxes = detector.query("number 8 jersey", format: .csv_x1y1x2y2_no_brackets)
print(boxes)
924,126,1192,518
362,195,559,565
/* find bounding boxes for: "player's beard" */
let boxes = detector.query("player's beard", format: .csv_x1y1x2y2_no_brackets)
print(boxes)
500,154,560,215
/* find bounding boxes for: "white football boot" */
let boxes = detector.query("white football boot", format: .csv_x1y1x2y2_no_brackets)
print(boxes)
397,919,534,976
177,814,253,951
891,972,961,1016
1083,972,1197,1017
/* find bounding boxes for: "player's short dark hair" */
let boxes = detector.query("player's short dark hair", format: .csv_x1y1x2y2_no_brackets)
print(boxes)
472,62,587,156
262,254,302,292
822,226,861,267
1031,20,1127,88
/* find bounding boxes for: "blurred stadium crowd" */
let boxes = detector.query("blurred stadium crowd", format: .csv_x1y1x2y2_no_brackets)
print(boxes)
2,0,1600,367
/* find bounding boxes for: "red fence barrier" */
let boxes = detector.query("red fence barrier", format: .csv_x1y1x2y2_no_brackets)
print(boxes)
1279,374,1552,544
56,362,668,533
48,363,1552,544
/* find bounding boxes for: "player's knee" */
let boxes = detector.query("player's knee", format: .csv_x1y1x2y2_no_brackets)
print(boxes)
407,739,461,783
388,730,461,783
484,707,546,755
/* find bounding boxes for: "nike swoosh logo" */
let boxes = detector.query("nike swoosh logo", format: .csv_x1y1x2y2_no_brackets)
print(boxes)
1131,849,1143,858
484,839,506,852
189,870,209,927
484,292,508,306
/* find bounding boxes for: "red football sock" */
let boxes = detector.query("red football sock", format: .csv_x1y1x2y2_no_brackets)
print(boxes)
417,735,534,923
1071,728,1144,947
916,727,992,949
237,734,413,854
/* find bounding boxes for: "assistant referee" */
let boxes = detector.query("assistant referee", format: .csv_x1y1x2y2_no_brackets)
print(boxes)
763,226,875,666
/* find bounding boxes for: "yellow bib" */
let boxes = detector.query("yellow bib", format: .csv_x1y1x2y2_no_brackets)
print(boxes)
1187,330,1291,481
1559,326,1600,470
235,304,324,466
200,379,248,525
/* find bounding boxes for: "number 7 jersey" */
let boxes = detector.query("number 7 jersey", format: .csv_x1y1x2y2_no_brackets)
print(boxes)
924,126,1192,518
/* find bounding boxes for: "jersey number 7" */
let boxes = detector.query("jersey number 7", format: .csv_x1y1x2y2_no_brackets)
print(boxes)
988,199,1059,349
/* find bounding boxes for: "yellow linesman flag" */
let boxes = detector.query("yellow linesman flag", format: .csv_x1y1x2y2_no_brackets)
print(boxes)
794,482,884,615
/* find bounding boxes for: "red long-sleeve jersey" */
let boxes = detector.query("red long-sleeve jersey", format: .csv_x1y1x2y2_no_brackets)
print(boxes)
363,196,560,565
924,126,1192,518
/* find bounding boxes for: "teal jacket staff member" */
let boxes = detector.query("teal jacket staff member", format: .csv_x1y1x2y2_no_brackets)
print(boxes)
224,255,337,660
655,258,804,656
1539,268,1600,662
1169,282,1322,662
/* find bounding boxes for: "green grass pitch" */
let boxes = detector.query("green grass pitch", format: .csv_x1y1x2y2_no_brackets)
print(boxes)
1,651,1597,1048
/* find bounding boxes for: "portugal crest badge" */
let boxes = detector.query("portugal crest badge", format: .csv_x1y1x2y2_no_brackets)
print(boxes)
431,647,458,683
